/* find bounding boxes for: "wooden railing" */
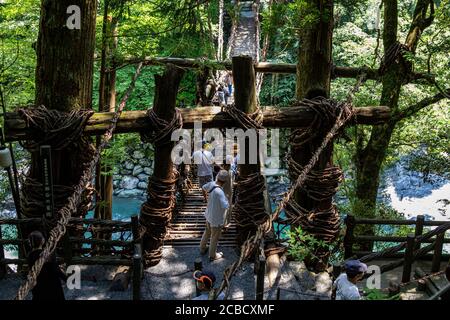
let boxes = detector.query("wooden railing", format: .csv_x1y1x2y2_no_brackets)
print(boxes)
0,215,143,300
344,214,450,282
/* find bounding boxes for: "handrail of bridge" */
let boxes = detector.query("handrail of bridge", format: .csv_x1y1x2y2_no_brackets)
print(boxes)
343,215,450,283
344,214,450,260
0,215,143,299
428,282,450,300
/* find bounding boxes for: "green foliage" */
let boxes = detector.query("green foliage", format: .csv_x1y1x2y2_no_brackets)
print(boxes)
286,226,334,263
0,225,18,252
364,288,400,300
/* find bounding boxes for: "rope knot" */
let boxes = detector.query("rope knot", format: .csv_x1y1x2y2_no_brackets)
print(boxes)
223,104,264,130
141,108,183,146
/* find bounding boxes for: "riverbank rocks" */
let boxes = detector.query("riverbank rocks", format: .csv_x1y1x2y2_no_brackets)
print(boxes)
120,176,139,190
132,165,144,176
288,261,332,297
137,182,147,190
124,161,134,170
137,174,149,183
132,150,145,160
116,189,143,198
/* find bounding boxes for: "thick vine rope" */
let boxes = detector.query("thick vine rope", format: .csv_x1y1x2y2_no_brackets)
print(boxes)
215,100,355,299
139,170,179,267
140,108,183,146
215,73,367,299
14,62,144,300
223,104,264,130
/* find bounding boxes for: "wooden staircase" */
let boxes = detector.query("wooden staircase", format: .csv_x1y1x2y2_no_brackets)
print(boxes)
164,182,238,248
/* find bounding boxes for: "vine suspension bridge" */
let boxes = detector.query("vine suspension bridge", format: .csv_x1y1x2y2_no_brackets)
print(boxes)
0,0,449,301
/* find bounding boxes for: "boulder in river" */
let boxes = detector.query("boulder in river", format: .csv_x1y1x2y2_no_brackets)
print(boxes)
120,176,139,190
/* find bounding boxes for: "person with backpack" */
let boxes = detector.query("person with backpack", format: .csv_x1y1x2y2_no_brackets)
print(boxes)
199,170,230,261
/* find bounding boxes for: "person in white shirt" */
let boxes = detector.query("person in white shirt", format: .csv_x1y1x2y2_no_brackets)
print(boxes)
332,260,367,300
200,170,229,261
192,270,226,300
192,140,215,202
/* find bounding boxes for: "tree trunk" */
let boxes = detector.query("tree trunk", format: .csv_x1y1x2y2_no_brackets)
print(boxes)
353,0,434,249
95,3,118,227
232,56,266,245
354,0,402,219
218,0,224,61
140,65,185,266
22,0,97,243
95,1,117,246
293,0,334,271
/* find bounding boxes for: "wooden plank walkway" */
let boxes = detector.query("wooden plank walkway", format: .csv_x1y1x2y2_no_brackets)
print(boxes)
164,182,238,248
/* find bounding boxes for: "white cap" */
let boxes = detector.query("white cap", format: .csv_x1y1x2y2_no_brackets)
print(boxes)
216,170,229,182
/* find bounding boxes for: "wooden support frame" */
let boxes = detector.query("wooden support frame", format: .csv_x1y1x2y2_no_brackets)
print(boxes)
414,215,425,250
255,254,266,300
402,234,416,283
431,232,445,273
343,215,355,259
194,258,202,298
3,105,390,142
117,56,433,82
132,243,142,301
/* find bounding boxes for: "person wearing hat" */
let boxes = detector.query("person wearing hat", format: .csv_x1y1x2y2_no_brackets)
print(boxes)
192,140,215,202
192,270,225,300
200,170,230,261
332,260,367,300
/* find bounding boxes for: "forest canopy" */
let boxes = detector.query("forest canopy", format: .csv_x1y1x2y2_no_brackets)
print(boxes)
0,0,449,221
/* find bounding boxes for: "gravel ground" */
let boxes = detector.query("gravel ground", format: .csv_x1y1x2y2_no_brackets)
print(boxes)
0,247,331,300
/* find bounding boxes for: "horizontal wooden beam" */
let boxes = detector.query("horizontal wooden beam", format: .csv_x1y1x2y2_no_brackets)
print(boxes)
4,105,390,142
118,56,380,79
118,57,435,83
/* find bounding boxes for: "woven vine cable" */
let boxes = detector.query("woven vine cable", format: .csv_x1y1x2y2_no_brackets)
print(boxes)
139,170,179,266
140,108,183,146
215,73,367,299
14,62,144,300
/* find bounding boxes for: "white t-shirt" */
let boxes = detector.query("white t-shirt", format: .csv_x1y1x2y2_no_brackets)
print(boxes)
192,149,214,177
333,273,361,300
202,182,229,227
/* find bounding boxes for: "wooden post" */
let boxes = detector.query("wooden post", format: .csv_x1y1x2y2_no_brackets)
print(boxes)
431,232,445,273
256,255,266,300
293,0,338,272
0,227,6,279
62,233,73,265
344,215,355,259
131,215,139,243
232,55,266,245
132,243,142,300
402,234,415,283
414,215,425,250
140,64,184,267
194,258,202,297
